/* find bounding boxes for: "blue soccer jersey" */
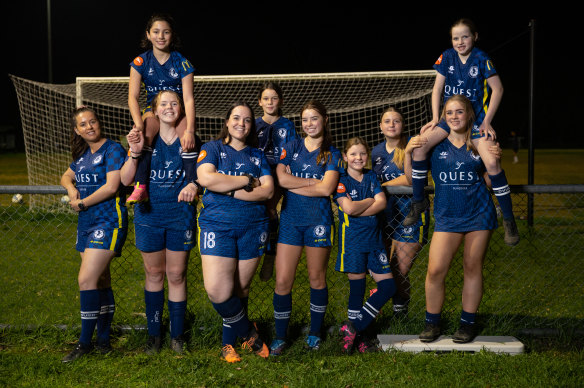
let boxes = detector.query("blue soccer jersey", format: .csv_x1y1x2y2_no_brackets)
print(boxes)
371,141,429,240
434,47,497,127
256,116,299,167
334,170,385,254
278,138,344,227
430,139,498,232
70,139,128,231
196,140,272,229
134,135,196,231
130,50,195,111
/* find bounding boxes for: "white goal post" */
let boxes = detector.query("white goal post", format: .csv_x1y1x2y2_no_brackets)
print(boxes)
12,70,436,208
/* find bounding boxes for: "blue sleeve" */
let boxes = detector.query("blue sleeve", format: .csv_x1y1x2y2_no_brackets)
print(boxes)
198,141,219,169
370,172,383,196
278,140,294,166
105,143,126,173
333,174,348,201
259,152,272,177
129,53,147,75
175,51,195,78
327,149,345,173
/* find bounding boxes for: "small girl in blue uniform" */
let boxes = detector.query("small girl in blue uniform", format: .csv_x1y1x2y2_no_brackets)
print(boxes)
270,100,343,355
371,107,428,317
255,81,299,281
127,13,199,204
60,107,128,362
196,101,274,363
405,18,518,247
411,95,499,344
121,91,199,354
335,137,396,354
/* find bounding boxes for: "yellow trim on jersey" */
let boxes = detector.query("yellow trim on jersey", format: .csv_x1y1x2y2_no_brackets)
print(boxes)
339,209,349,272
109,195,123,251
418,212,427,244
482,79,489,116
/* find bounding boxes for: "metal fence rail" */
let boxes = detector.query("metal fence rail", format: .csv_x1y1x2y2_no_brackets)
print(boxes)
1,185,583,336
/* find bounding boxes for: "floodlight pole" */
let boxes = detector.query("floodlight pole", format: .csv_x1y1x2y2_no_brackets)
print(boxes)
47,0,53,83
527,19,535,227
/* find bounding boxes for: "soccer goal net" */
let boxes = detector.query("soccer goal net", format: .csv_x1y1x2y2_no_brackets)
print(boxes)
10,71,435,208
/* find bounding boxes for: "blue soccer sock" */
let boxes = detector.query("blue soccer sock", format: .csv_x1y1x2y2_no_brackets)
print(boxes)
347,278,366,323
144,289,165,337
168,300,186,339
489,170,514,220
273,292,292,340
309,287,328,336
460,310,476,326
96,288,115,345
181,151,197,182
411,159,429,202
353,278,395,332
134,149,152,186
212,296,250,345
425,311,441,326
79,289,100,345
222,296,248,346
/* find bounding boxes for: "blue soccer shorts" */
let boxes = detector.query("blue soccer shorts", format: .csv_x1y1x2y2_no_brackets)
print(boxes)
135,223,195,252
198,222,268,260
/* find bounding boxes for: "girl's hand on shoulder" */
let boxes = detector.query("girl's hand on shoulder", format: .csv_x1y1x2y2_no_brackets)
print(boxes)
180,131,195,152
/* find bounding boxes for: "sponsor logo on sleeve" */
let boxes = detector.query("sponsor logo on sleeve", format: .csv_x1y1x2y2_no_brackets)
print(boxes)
197,150,207,163
133,57,143,66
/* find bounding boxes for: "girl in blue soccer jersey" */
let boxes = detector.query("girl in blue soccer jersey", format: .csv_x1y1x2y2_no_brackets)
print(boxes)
196,101,274,363
121,91,199,354
410,95,500,344
127,13,199,205
256,82,299,281
270,100,343,355
335,137,396,354
371,107,429,319
405,18,519,247
60,107,128,362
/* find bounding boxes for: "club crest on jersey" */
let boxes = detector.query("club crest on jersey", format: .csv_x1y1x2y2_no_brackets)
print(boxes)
378,252,388,265
259,232,268,244
278,128,287,138
470,152,481,161
468,66,479,78
313,225,326,237
403,226,414,235
169,68,179,79
93,229,105,240
250,157,260,166
92,155,103,165
185,230,193,240
447,65,455,74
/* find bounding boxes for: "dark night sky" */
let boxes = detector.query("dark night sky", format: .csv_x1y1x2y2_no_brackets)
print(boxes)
2,2,578,149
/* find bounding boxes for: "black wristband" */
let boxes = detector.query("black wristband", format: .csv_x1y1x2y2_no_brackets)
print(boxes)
78,201,87,211
229,190,235,197
243,173,254,192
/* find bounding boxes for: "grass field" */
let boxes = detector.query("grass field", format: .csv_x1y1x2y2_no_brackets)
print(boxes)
1,150,583,387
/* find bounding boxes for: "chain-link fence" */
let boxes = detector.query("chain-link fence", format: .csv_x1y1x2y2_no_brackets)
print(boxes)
1,185,583,336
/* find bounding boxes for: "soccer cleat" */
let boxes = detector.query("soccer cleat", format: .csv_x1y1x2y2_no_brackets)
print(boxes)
452,324,476,344
503,218,520,246
144,335,161,355
403,197,429,227
62,342,93,363
419,323,441,343
241,326,269,359
95,341,112,355
170,336,185,354
392,303,408,318
355,336,382,353
259,254,275,282
304,335,321,351
127,182,149,205
269,338,288,356
339,320,357,354
221,344,241,363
